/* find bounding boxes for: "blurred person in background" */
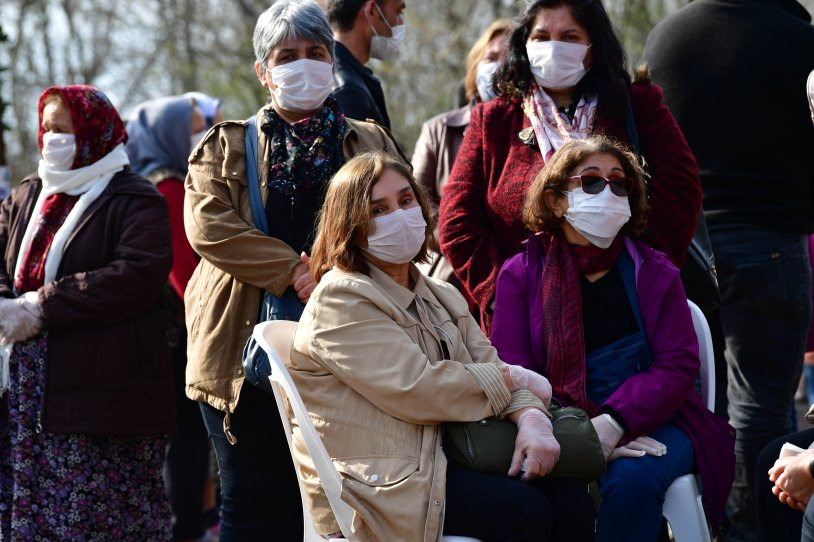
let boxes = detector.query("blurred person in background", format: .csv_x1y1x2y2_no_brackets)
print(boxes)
327,0,406,129
412,18,510,291
438,0,701,334
644,2,814,539
0,84,173,540
183,2,404,540
126,93,220,542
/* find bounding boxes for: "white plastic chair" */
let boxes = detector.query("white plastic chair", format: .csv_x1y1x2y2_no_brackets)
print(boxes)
660,300,715,542
253,320,481,542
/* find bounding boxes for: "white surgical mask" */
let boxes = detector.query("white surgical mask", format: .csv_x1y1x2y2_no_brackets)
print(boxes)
476,61,500,102
269,59,334,113
190,129,207,150
370,4,406,60
564,186,631,249
41,132,76,171
526,40,591,90
365,206,426,264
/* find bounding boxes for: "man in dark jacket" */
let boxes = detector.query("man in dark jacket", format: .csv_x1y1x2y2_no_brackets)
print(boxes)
326,0,405,129
644,2,814,540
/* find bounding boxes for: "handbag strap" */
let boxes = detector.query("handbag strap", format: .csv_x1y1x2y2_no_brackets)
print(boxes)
244,115,269,235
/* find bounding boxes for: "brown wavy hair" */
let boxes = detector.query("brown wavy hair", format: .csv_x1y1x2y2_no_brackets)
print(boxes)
523,136,648,235
464,19,512,103
310,151,434,283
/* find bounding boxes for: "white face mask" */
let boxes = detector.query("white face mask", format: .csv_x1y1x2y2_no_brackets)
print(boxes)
564,186,631,249
476,61,500,102
370,4,406,60
526,40,591,90
41,132,76,171
190,129,207,150
365,206,427,264
269,59,334,113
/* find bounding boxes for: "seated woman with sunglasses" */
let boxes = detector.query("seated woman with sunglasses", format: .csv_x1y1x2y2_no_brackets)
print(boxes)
491,136,735,542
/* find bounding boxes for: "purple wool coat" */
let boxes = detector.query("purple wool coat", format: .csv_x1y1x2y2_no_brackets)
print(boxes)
491,235,735,529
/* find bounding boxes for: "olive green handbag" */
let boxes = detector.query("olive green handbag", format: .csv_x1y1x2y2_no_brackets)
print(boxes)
444,403,606,481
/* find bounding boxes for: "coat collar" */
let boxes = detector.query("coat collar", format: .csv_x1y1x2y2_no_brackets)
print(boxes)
368,263,441,311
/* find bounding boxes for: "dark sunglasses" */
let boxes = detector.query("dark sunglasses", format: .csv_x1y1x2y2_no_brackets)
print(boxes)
566,174,634,197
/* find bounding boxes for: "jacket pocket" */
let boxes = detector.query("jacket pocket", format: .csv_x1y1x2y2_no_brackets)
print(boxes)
334,454,419,488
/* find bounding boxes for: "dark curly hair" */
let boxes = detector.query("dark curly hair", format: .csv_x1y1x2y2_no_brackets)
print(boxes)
493,0,631,120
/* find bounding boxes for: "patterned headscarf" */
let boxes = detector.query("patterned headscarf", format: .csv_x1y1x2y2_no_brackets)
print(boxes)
38,85,128,169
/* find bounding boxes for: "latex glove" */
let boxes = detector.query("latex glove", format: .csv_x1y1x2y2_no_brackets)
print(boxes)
0,297,42,344
508,409,560,481
591,413,624,461
609,435,668,462
769,451,814,510
506,364,552,405
20,291,42,319
291,253,315,303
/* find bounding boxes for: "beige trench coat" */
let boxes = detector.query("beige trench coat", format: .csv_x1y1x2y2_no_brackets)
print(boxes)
290,264,546,542
183,103,407,427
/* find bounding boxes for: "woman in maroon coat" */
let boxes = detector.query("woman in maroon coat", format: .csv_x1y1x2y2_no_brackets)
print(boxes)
438,0,701,332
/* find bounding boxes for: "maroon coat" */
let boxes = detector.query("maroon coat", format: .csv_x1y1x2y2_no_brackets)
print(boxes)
0,170,175,435
438,83,702,326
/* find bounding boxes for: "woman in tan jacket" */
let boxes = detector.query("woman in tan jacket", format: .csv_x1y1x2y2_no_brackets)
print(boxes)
290,151,595,542
183,2,406,540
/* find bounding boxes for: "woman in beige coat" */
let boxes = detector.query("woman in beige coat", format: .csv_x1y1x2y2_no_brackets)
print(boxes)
183,2,406,540
291,151,595,542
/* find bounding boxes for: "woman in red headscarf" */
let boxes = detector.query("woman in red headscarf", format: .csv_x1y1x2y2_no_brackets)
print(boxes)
0,85,174,540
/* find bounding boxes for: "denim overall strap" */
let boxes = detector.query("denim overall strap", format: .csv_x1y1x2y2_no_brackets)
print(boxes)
585,249,653,405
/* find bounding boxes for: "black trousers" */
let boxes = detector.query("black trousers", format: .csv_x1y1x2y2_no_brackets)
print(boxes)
200,384,302,542
444,461,596,542
165,341,210,540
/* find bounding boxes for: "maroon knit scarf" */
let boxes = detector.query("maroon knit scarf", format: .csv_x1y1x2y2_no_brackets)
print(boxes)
539,231,622,415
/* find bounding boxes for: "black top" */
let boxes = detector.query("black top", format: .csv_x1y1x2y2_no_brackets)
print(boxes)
331,42,391,129
644,0,814,233
264,185,324,255
581,264,639,354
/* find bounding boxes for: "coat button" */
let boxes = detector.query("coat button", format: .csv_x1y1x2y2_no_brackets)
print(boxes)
231,171,238,176
433,499,441,507
260,181,266,187
246,320,252,326
237,369,243,375
370,474,379,482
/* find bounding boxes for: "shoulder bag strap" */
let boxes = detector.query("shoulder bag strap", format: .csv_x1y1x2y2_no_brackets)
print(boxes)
244,115,269,235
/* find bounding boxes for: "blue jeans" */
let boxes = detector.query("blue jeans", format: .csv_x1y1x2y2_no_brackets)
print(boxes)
708,227,812,542
596,424,695,542
199,384,303,542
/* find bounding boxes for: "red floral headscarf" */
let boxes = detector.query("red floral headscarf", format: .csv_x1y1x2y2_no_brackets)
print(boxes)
38,85,128,169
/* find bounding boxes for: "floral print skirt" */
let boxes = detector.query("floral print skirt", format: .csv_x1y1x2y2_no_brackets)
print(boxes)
0,334,171,541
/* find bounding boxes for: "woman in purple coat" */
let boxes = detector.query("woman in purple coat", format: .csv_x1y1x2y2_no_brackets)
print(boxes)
491,136,734,541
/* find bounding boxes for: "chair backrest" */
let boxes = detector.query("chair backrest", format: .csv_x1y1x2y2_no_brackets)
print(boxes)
252,320,357,540
687,300,715,412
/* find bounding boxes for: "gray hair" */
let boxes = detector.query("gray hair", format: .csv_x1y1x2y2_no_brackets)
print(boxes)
253,0,335,67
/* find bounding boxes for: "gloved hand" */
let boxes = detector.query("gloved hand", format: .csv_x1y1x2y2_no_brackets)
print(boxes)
591,413,625,461
508,409,560,481
609,435,667,462
506,364,553,405
0,296,43,345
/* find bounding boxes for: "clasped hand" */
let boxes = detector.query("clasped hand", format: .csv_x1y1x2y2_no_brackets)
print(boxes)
769,451,814,511
508,409,560,481
591,414,667,462
0,292,43,345
291,252,315,303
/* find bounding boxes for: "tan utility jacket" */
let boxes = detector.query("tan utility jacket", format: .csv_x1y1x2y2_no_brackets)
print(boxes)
183,104,406,428
290,264,546,541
